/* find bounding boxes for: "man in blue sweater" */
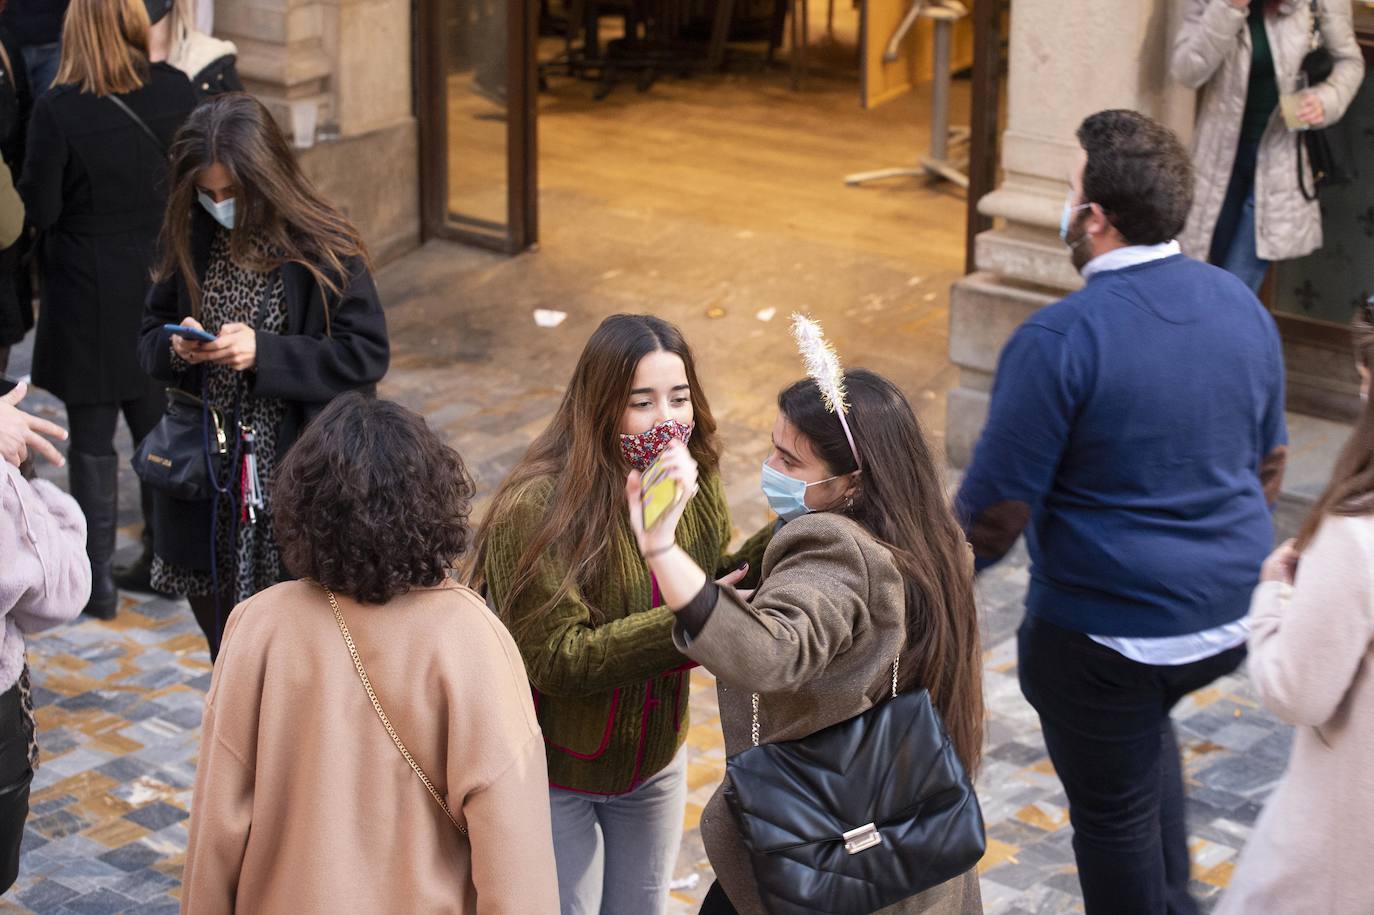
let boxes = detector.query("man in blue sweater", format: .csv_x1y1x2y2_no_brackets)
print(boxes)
956,109,1287,915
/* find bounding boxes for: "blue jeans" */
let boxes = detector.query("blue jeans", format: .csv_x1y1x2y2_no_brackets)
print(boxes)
21,43,60,97
548,748,687,915
1207,141,1270,293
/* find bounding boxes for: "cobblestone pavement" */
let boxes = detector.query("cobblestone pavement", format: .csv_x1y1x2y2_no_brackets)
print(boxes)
0,234,1292,913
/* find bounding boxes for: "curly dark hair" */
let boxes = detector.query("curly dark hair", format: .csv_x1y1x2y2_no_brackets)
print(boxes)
1077,109,1194,246
274,392,475,604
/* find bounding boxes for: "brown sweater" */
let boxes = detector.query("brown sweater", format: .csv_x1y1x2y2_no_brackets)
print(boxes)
675,512,981,915
181,579,559,914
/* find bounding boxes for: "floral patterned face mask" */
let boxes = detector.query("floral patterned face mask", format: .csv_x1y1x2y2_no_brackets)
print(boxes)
619,419,693,471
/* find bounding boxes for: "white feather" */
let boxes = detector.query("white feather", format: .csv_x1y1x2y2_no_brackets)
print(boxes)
790,313,849,415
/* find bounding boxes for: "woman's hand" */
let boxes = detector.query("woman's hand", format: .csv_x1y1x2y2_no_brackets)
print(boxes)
625,440,699,557
716,563,754,602
0,382,67,468
170,316,211,364
1227,0,1250,10
1260,539,1300,585
1297,92,1326,127
201,322,257,372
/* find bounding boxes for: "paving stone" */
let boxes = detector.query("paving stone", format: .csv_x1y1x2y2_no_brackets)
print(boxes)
54,887,138,915
123,802,188,832
17,877,80,911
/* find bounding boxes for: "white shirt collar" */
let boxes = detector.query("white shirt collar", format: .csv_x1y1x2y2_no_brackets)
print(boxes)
1080,240,1181,281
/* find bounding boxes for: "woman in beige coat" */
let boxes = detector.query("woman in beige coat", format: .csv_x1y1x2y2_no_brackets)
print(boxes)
181,393,559,914
1171,0,1363,291
1216,310,1374,915
628,368,985,914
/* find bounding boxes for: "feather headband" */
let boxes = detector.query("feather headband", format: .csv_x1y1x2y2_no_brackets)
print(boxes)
791,313,862,471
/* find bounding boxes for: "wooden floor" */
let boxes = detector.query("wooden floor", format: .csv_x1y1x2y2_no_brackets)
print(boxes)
447,3,973,267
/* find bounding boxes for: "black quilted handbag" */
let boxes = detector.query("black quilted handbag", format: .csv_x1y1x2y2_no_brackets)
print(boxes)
723,662,986,915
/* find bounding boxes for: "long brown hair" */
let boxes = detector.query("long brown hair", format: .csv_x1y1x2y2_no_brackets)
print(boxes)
153,93,370,321
53,0,150,95
469,314,721,636
1295,309,1374,550
778,370,984,774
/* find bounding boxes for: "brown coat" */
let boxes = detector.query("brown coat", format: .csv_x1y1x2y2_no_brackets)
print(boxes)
676,512,982,915
181,580,560,915
1171,0,1364,262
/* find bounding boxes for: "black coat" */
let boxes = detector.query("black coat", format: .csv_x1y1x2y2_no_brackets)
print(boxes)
137,209,391,568
0,0,68,48
19,63,197,404
0,25,32,348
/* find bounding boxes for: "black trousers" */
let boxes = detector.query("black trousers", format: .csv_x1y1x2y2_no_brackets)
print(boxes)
0,680,33,894
1017,614,1245,915
66,392,164,457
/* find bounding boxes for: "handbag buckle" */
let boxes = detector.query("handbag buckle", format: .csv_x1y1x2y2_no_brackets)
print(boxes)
842,823,882,855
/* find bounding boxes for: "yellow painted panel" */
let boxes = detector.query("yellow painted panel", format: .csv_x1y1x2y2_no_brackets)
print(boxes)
861,0,974,111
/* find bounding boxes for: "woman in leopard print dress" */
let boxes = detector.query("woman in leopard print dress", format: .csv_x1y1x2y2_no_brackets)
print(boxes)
138,93,390,660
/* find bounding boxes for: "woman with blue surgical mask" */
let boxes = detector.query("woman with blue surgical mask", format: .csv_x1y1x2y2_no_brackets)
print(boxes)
136,92,389,659
626,361,986,915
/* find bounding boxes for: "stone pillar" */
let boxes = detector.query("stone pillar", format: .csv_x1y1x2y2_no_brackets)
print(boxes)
215,0,421,263
946,0,1195,467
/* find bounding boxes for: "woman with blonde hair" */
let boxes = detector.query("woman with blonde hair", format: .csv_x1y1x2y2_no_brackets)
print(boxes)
18,0,197,618
145,0,241,98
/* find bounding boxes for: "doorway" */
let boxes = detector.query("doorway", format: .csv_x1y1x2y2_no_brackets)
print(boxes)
417,0,1006,267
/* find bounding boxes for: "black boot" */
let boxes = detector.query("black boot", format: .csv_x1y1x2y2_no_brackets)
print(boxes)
68,450,119,621
113,483,161,593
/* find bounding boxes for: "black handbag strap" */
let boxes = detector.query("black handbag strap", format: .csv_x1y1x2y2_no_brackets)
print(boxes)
106,95,166,155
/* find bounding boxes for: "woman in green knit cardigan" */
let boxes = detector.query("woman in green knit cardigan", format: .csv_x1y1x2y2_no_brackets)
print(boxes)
470,314,768,915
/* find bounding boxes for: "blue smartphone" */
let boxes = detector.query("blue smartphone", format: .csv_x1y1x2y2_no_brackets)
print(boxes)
164,323,216,343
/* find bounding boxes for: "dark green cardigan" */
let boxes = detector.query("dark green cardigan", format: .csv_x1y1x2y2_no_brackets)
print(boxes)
483,471,770,794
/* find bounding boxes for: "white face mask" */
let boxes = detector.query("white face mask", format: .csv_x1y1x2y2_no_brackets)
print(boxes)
197,191,236,230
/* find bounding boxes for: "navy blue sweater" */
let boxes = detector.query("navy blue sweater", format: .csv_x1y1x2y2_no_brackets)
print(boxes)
955,254,1287,638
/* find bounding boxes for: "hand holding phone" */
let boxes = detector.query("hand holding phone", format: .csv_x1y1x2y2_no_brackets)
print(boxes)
164,322,217,343
168,318,215,364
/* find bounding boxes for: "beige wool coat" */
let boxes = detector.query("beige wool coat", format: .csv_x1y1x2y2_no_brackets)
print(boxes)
1171,0,1364,262
676,512,982,915
1216,514,1374,915
181,580,560,914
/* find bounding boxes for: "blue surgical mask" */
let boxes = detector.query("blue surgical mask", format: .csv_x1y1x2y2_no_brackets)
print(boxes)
1059,195,1091,243
760,461,840,522
198,191,236,230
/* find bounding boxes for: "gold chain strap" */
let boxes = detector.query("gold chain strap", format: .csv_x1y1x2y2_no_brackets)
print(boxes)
325,586,468,837
751,657,898,749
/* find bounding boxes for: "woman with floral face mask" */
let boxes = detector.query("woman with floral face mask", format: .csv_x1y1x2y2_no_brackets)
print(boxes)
628,359,985,915
471,313,767,915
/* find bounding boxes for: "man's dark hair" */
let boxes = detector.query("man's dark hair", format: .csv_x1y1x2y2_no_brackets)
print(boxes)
274,392,476,604
1076,109,1194,246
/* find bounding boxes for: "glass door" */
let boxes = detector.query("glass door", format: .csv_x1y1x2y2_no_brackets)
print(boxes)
418,0,538,253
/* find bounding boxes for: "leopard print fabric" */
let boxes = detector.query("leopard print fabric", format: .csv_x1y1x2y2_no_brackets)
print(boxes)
151,228,289,603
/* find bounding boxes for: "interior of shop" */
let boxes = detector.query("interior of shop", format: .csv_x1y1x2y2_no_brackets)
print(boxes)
434,0,999,272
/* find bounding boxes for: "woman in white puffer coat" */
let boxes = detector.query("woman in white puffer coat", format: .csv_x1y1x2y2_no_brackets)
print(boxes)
1171,0,1363,292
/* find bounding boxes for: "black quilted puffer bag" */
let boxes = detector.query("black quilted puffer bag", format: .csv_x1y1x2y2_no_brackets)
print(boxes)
723,687,985,915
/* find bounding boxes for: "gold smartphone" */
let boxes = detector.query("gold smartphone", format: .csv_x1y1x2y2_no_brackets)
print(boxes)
640,454,685,532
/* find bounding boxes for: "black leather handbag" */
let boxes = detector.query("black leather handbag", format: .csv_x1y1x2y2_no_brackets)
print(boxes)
723,662,986,915
1297,0,1351,201
132,387,226,501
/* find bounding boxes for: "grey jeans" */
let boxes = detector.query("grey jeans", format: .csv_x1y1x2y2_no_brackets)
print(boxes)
548,748,688,915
